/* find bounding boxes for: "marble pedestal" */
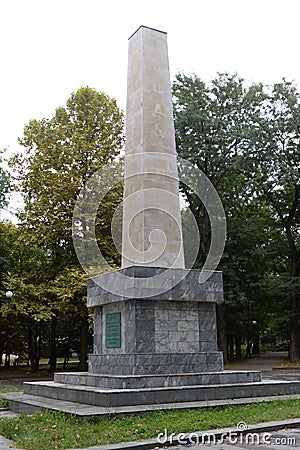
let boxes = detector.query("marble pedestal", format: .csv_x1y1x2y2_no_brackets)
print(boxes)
87,266,224,377
42,266,262,401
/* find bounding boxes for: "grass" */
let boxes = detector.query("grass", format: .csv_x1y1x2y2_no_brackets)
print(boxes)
0,384,22,408
39,358,79,370
0,399,300,449
278,358,300,367
39,358,79,364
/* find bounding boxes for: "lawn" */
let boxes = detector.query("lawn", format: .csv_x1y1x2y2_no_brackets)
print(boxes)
278,359,300,367
0,398,299,450
0,383,21,408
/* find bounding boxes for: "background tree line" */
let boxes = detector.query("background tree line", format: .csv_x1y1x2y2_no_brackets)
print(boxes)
0,72,299,369
173,73,300,361
0,87,124,371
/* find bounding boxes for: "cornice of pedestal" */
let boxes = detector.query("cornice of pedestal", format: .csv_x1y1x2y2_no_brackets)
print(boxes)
87,266,223,307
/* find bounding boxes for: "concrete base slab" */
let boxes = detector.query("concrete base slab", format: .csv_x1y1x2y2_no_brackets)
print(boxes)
88,351,224,375
54,370,262,388
19,379,300,408
5,377,300,417
5,391,300,420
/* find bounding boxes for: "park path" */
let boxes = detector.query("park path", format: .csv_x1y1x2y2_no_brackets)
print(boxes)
229,351,288,371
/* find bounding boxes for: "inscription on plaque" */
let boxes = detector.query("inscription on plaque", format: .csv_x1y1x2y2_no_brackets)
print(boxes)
105,312,121,348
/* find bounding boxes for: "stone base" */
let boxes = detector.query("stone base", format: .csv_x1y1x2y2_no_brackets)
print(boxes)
89,267,224,375
5,377,300,414
7,267,230,417
88,352,223,375
87,266,224,307
54,370,262,388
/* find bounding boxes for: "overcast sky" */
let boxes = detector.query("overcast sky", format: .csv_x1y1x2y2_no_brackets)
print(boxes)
1,0,300,156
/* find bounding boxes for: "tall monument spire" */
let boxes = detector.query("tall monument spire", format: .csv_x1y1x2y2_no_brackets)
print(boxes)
122,26,185,268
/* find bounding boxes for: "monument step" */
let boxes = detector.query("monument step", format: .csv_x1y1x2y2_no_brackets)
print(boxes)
54,370,262,388
17,379,300,408
3,392,114,418
5,389,300,419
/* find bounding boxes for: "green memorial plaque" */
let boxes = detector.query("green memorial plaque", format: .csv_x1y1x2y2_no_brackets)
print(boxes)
105,312,121,348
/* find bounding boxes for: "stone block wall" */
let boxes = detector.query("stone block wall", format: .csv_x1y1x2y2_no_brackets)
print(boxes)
92,299,218,356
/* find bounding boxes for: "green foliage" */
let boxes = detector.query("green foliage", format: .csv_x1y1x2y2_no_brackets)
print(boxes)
11,85,124,266
7,87,124,366
0,150,10,211
12,86,124,255
173,73,300,358
173,72,264,183
0,152,11,291
245,79,300,359
173,73,264,261
0,223,14,291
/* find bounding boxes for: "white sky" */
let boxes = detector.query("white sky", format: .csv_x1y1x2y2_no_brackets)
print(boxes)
1,0,300,151
1,0,300,218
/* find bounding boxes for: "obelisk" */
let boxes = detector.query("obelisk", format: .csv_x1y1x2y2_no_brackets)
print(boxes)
122,26,185,269
5,27,268,418
86,26,224,376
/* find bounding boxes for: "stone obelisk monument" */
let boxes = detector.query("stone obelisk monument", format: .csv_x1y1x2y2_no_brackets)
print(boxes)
87,26,225,375
6,26,268,416
122,26,185,269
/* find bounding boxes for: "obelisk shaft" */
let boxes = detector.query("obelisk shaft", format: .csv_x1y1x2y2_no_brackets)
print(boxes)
122,26,185,269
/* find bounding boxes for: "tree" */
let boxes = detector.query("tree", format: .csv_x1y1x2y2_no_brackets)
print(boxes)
1,223,53,370
0,222,13,293
247,80,300,360
172,73,266,360
222,198,279,358
10,87,124,370
0,150,10,212
172,72,300,361
173,72,264,263
0,150,11,291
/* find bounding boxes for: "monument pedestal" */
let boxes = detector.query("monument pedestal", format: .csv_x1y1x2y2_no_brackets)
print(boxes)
44,267,261,403
35,266,262,404
87,267,223,376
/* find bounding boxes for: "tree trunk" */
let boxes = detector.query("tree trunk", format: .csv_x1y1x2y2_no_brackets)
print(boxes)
28,326,35,371
48,314,58,372
228,335,234,360
264,186,300,361
290,287,300,361
37,321,42,366
287,232,300,361
235,333,242,358
28,322,41,372
4,353,10,368
252,339,259,355
78,311,88,371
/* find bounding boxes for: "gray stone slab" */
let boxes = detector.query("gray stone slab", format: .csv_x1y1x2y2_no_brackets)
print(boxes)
0,436,22,450
6,391,300,421
54,370,262,388
87,267,223,306
92,296,221,364
0,407,17,415
88,351,224,375
14,378,300,409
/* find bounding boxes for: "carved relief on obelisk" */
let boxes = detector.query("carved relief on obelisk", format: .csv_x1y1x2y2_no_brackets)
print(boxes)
122,26,185,269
